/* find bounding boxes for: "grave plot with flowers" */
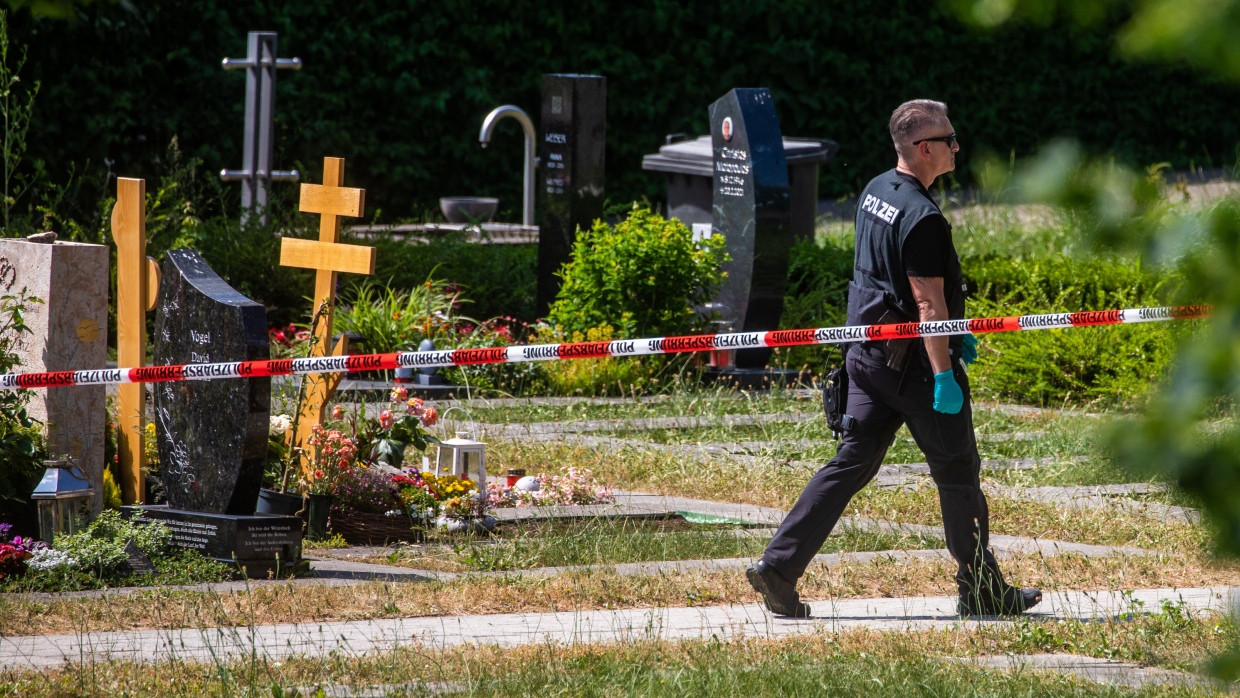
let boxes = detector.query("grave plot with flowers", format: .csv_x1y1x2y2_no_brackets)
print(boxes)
297,386,617,546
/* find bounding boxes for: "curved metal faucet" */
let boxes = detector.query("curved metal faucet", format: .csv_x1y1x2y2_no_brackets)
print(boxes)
479,105,536,227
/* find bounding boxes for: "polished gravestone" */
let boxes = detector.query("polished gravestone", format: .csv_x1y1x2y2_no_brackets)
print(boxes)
538,73,606,314
153,249,270,514
709,88,793,369
130,249,301,576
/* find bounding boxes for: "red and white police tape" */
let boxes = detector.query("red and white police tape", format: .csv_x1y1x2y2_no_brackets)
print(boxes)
0,304,1210,391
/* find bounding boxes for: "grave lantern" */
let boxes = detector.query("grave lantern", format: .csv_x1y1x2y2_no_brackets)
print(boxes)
435,433,488,491
31,457,95,542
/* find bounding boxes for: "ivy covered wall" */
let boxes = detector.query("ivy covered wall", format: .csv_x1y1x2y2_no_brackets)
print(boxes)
10,0,1239,223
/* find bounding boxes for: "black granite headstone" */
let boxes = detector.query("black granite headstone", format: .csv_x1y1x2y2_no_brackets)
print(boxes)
538,73,606,314
152,249,271,515
709,88,793,368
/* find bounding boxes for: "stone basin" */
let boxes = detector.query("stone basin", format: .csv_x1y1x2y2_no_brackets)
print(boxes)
439,196,498,223
348,222,539,245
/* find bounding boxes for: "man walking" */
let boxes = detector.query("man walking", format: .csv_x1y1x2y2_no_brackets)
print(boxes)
746,99,1041,618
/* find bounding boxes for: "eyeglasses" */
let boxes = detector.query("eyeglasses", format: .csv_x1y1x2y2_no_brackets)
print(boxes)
912,132,957,148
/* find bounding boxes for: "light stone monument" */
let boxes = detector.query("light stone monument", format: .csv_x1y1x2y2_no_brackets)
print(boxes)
0,237,109,513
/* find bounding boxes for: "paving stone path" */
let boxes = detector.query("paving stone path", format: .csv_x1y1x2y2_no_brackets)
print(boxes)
2,585,1231,678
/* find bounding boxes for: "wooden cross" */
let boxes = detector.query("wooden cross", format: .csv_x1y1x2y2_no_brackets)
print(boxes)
110,177,162,504
280,157,375,471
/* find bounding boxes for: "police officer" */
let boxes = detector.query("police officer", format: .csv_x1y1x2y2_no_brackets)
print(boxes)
746,99,1041,618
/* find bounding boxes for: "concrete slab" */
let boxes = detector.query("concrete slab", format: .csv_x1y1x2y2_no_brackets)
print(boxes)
2,587,1231,672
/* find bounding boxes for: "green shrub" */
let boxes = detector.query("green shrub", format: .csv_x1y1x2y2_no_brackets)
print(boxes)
777,234,855,373
4,510,231,592
0,291,45,535
773,231,1184,407
335,277,472,353
11,3,1239,225
964,256,1184,407
547,206,727,339
51,510,173,579
535,324,690,397
440,316,548,397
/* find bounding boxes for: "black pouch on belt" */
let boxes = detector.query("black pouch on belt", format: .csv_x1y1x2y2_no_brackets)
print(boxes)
822,347,853,439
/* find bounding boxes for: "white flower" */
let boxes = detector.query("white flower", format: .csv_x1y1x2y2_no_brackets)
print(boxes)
269,414,293,436
27,548,76,571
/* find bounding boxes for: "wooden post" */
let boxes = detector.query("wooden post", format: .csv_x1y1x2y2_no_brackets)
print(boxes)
110,178,161,504
280,157,375,473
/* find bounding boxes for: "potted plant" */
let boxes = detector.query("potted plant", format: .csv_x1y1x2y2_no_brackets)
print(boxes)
256,413,304,516
256,322,316,516
328,467,421,545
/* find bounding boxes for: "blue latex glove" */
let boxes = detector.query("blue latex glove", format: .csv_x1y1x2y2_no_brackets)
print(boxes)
933,369,964,414
961,333,978,365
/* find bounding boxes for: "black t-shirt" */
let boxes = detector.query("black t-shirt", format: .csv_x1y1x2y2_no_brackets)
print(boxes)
901,214,951,278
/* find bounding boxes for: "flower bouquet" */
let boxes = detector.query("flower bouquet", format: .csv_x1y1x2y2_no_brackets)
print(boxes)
486,467,615,509
365,387,439,468
303,424,358,494
392,469,491,533
0,523,40,580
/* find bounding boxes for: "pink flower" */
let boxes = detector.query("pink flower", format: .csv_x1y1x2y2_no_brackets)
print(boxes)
331,405,344,420
406,397,424,416
391,386,409,402
421,407,438,427
378,410,395,429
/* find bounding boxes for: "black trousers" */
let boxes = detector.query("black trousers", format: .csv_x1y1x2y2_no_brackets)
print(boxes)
762,343,998,594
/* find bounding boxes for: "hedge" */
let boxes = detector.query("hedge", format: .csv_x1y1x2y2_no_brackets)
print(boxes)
777,236,1185,407
8,0,1238,229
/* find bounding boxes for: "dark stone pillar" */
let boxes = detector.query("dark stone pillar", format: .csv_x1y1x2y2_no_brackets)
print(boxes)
538,73,606,315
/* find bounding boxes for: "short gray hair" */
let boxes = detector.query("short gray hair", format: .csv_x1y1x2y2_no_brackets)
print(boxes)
889,99,949,161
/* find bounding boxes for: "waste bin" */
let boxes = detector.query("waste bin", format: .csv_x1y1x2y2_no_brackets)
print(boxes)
641,135,837,241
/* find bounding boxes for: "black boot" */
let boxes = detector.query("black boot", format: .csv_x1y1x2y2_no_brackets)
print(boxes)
958,561,1041,616
746,560,811,618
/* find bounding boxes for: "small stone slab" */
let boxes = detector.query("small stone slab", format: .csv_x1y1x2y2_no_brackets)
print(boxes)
134,506,303,578
120,540,155,576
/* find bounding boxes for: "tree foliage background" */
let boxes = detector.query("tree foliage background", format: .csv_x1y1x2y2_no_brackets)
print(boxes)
3,0,1238,228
